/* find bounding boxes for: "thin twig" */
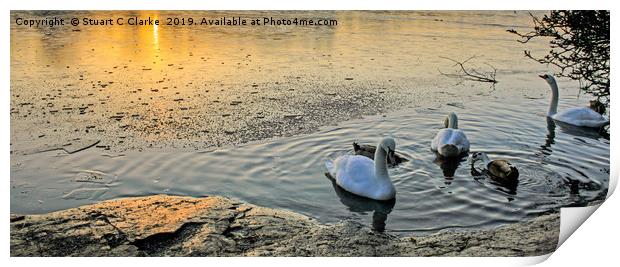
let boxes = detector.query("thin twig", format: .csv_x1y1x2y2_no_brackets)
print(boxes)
438,56,498,86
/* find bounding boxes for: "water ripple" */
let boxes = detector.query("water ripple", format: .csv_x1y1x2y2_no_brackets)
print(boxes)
10,96,609,235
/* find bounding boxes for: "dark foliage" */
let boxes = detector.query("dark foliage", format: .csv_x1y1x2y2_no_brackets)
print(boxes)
508,11,610,105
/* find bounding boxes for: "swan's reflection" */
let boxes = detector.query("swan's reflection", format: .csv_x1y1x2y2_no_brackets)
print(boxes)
433,152,467,179
539,117,605,196
540,117,557,153
555,120,605,139
325,175,395,232
541,116,605,156
543,117,604,153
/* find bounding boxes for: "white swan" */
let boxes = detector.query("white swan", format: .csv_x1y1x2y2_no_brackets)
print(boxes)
540,74,609,128
431,112,470,157
325,137,396,201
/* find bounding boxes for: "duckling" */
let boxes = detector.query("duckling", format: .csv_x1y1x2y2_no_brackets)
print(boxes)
589,99,606,115
470,152,519,186
352,142,407,166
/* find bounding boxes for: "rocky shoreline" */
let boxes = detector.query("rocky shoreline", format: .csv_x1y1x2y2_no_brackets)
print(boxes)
11,194,559,257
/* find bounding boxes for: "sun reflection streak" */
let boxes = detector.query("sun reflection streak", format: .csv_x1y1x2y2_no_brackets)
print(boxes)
153,20,159,50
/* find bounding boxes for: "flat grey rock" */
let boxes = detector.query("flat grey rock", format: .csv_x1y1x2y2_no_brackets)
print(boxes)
10,195,559,257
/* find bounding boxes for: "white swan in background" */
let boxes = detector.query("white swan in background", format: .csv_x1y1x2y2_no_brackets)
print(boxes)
325,137,396,201
540,74,609,128
431,112,470,157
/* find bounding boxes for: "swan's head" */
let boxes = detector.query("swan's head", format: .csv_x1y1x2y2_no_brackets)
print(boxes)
380,137,396,163
470,152,490,164
538,74,557,85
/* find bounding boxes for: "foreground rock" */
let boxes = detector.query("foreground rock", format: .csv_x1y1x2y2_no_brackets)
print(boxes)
10,195,559,256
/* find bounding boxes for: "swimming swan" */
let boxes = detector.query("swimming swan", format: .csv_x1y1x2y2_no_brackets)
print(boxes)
540,74,609,128
325,137,397,201
431,112,470,157
352,142,406,166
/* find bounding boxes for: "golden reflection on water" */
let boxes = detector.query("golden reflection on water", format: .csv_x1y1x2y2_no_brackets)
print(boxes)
10,11,551,150
11,11,547,84
153,17,159,49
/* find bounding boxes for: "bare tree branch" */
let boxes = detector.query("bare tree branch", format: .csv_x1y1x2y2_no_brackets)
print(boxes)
438,56,498,86
508,11,610,105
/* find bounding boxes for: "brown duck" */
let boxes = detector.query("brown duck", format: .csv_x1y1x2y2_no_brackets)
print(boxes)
471,152,519,185
353,142,407,166
589,99,606,115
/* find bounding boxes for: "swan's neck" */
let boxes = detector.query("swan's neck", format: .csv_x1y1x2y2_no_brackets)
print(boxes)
480,154,492,167
548,80,559,116
472,154,492,170
374,146,390,180
447,113,458,129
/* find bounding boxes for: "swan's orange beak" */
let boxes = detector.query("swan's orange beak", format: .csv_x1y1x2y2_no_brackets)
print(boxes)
538,74,546,79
